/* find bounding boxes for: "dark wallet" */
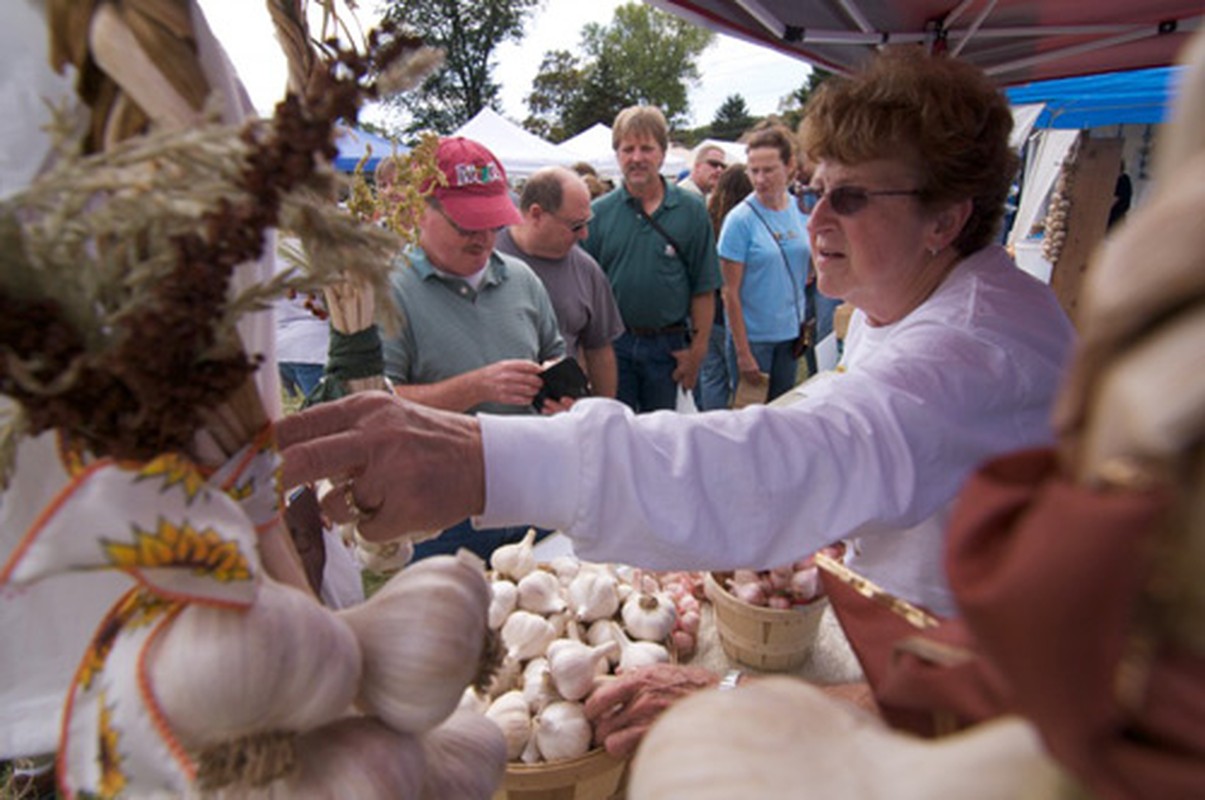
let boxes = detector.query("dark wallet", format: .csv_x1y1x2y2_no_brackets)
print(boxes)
532,358,592,409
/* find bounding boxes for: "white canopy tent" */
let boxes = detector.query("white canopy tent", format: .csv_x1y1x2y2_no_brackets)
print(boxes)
451,108,579,181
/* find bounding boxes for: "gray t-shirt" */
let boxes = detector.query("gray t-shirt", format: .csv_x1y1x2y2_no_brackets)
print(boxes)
496,228,624,359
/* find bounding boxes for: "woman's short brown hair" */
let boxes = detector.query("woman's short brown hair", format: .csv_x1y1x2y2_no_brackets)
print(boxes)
798,48,1017,255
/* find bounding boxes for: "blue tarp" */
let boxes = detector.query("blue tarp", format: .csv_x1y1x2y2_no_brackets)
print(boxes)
333,126,407,173
1005,66,1183,129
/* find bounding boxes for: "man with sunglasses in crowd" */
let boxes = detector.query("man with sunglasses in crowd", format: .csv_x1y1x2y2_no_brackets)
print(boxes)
678,144,727,198
496,167,624,398
379,136,565,559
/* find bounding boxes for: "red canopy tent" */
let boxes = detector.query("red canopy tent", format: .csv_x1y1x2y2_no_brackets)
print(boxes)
646,0,1202,84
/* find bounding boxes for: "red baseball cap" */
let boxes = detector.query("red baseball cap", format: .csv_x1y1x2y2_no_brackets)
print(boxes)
428,137,521,230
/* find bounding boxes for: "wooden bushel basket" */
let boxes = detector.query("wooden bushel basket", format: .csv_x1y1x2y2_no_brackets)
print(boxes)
704,571,828,672
493,747,628,800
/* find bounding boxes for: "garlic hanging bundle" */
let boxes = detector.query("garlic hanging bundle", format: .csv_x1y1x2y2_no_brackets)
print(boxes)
533,701,593,762
488,578,518,629
338,551,491,734
419,708,508,800
546,640,618,702
484,689,532,760
148,577,362,752
621,591,677,641
610,621,670,674
490,527,537,581
567,569,620,622
517,569,566,615
501,609,558,661
217,715,427,800
628,677,1058,800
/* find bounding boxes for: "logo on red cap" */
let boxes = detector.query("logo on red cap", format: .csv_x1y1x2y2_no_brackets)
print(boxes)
453,163,502,187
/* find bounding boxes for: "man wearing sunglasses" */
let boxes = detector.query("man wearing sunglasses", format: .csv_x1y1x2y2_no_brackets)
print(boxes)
678,144,727,198
379,137,565,561
497,167,624,398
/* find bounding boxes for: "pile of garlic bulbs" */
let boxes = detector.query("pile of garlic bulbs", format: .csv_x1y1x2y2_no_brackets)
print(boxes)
470,530,678,764
155,551,507,799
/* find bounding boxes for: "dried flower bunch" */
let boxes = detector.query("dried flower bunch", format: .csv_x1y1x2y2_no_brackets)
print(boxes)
0,16,427,471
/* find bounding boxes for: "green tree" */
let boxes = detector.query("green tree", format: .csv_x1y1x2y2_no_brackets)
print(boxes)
524,3,713,139
709,94,755,141
777,67,832,130
383,0,540,135
523,50,584,141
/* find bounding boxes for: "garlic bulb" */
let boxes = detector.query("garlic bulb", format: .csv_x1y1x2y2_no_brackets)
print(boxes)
519,730,543,764
610,621,670,674
533,701,593,762
501,610,557,661
148,577,361,750
517,569,566,615
338,552,490,734
549,555,581,584
218,716,426,799
484,690,531,760
547,640,618,701
488,579,518,629
628,677,1058,800
420,708,507,800
586,619,621,667
490,527,537,581
567,570,620,622
458,687,490,714
622,591,677,641
521,657,560,712
485,655,522,700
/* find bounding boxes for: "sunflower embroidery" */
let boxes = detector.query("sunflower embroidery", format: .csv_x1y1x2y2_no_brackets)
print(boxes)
136,454,207,502
102,519,252,582
77,590,176,690
96,694,127,798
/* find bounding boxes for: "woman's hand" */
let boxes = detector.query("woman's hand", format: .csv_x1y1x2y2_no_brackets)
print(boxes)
583,664,719,758
277,392,485,541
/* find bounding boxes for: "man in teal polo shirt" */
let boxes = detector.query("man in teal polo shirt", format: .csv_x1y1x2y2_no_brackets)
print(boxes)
382,136,565,559
583,105,721,412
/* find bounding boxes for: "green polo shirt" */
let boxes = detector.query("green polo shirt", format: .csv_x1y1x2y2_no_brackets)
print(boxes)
583,178,722,330
383,246,565,415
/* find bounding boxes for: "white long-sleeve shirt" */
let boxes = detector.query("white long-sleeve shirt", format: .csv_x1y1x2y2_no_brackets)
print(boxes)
477,246,1074,615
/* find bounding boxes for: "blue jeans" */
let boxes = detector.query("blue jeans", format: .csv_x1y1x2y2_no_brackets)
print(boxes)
614,330,690,413
411,519,553,563
695,322,731,411
279,362,324,398
726,335,799,403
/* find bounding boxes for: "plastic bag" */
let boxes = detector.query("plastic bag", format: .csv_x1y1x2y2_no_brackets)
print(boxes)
675,384,699,414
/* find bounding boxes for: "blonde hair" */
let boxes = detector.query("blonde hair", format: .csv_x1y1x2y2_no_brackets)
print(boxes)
612,105,668,152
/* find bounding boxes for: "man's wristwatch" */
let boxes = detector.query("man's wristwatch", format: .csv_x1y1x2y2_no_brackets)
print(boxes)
718,669,743,691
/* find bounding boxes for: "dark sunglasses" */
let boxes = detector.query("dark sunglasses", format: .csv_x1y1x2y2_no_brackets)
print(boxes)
797,186,922,216
705,159,726,169
551,212,593,233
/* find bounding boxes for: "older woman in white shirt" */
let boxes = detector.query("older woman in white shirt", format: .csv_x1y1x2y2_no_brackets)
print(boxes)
280,49,1074,619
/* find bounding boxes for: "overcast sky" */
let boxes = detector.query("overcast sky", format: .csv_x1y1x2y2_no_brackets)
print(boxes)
198,0,810,131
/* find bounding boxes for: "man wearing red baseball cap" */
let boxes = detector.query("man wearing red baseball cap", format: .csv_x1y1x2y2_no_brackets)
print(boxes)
381,136,565,560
